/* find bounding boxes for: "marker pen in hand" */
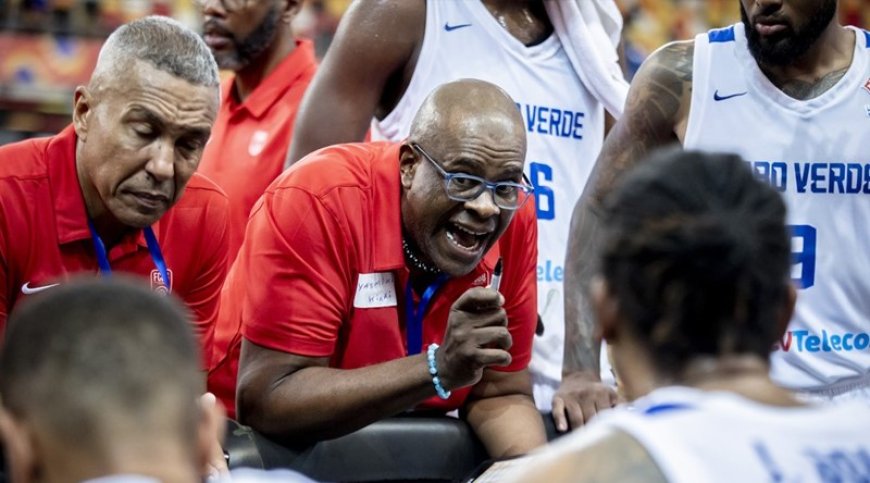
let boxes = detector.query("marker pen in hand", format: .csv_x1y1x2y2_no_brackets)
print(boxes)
488,258,503,292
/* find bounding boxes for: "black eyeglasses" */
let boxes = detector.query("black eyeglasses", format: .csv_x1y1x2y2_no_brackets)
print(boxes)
411,143,534,211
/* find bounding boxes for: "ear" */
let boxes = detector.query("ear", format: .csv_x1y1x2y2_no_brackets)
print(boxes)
399,144,420,190
197,393,228,478
72,86,92,143
591,276,620,344
774,283,797,341
280,0,303,23
0,407,38,483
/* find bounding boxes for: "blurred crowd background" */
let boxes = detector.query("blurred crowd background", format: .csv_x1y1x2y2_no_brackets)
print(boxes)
1,0,868,144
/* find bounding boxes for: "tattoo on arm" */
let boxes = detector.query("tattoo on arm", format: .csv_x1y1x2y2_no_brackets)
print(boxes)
563,41,693,374
776,67,849,100
593,41,693,199
563,199,605,374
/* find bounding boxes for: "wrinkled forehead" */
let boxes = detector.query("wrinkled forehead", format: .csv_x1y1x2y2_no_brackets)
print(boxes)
100,59,216,99
97,59,219,127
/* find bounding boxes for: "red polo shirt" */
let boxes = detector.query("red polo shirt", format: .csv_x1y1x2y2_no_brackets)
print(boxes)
209,142,538,417
198,39,317,263
0,126,229,363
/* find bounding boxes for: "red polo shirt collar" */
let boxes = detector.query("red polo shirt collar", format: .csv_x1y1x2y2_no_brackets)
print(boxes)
46,125,153,257
370,143,405,271
368,142,500,274
222,39,317,119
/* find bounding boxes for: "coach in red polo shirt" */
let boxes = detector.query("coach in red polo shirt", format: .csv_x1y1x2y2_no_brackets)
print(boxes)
198,0,317,262
0,17,229,358
209,79,546,457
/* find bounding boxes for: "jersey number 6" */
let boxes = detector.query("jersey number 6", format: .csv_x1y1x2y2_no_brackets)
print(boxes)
530,162,555,221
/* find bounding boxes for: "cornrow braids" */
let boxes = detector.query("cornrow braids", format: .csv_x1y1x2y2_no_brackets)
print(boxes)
599,148,791,375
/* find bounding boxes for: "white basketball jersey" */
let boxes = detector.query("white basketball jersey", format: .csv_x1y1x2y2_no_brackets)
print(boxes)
685,24,870,393
373,0,606,407
538,387,870,483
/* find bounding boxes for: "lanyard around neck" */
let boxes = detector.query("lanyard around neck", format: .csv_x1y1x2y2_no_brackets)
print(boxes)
87,220,170,293
404,273,449,355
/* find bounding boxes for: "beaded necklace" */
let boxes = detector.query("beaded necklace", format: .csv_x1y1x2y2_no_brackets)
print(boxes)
402,239,441,274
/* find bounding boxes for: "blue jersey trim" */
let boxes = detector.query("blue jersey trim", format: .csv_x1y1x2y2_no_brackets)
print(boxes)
863,30,870,49
708,26,736,43
642,403,694,416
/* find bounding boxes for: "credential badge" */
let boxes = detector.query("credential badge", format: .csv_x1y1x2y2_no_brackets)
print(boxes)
151,269,173,295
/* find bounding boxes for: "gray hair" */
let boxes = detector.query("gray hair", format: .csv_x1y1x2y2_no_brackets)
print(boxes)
94,15,219,88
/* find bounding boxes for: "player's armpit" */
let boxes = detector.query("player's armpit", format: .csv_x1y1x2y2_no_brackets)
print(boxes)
285,0,424,166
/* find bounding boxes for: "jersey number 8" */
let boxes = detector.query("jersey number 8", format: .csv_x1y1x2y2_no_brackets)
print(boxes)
790,224,816,289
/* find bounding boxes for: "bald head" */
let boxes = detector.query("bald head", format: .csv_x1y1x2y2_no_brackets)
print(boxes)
409,79,525,154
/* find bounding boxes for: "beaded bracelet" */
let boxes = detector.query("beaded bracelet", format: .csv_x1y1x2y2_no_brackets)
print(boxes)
426,343,451,400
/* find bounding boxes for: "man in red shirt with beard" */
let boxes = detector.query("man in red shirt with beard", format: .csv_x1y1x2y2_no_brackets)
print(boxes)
197,0,317,263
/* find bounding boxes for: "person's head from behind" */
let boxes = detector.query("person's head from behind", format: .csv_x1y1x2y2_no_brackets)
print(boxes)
0,278,221,483
592,149,795,401
199,0,303,71
741,0,838,66
400,79,532,277
74,16,220,230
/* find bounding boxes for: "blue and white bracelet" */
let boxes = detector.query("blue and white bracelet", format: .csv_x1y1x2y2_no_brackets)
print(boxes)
426,343,451,400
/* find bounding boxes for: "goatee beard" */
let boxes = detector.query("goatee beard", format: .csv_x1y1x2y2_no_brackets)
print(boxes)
741,1,837,67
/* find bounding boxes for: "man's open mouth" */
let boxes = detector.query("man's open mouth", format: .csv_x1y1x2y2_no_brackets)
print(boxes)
445,223,489,253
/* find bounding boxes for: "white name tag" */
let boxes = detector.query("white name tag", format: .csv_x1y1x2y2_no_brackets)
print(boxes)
353,272,398,308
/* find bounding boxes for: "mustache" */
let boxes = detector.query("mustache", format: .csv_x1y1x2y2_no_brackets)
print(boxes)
124,176,175,200
754,14,792,28
751,4,792,28
202,19,236,40
740,4,792,30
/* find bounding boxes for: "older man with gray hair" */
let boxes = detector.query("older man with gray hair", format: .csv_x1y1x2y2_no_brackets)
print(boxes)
0,16,229,365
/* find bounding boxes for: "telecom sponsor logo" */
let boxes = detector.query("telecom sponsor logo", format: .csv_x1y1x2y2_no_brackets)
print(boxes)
537,259,563,282
775,329,870,353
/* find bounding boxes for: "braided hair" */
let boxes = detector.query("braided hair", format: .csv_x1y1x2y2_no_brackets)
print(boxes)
599,149,791,375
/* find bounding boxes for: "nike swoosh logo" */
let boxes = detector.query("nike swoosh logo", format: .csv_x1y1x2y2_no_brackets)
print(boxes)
444,22,472,32
714,90,748,101
21,282,59,295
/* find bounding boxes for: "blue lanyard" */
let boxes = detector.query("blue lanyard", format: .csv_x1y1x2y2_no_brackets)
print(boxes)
404,274,449,355
87,220,170,293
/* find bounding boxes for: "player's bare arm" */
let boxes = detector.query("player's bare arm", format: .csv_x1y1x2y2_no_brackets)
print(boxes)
513,430,667,483
285,0,424,166
556,41,694,429
591,40,694,199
